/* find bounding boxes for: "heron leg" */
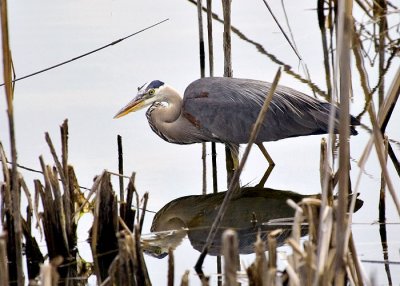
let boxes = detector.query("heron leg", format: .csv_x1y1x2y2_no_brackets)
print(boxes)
257,143,275,166
256,165,275,188
255,143,275,187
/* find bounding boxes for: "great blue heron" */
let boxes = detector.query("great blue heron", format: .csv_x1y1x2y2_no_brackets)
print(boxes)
114,77,359,182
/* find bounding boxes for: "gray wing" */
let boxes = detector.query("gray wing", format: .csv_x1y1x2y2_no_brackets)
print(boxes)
182,77,337,144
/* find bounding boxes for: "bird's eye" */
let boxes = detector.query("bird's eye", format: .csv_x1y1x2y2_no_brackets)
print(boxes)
148,89,155,95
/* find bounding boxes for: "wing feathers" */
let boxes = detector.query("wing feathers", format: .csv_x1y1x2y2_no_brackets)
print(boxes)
182,77,356,143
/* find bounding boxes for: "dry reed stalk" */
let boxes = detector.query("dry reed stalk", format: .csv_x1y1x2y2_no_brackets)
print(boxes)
44,133,70,249
45,131,66,188
349,233,368,284
72,175,99,221
115,232,135,286
90,171,118,284
180,270,190,286
303,241,315,286
222,0,232,78
200,112,207,195
266,229,281,286
286,199,303,244
195,68,281,276
133,225,151,285
60,120,73,242
314,206,333,285
0,233,9,286
246,233,267,285
220,1,241,276
317,0,333,101
205,1,221,281
287,198,304,277
222,229,238,286
0,165,12,285
302,203,316,246
20,178,44,280
0,142,11,213
314,2,347,281
286,238,305,260
351,25,372,107
206,0,214,78
196,0,207,195
285,260,300,286
374,0,388,106
335,0,354,283
1,0,24,284
206,0,218,193
120,172,136,231
138,192,149,234
319,138,333,204
345,240,359,285
378,136,393,285
117,135,125,202
197,0,205,79
39,257,62,286
378,67,400,130
221,0,238,186
20,171,42,238
22,221,44,281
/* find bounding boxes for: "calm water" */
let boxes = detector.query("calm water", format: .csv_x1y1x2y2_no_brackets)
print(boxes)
1,1,399,285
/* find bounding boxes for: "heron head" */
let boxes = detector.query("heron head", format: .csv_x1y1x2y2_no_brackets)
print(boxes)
114,80,166,118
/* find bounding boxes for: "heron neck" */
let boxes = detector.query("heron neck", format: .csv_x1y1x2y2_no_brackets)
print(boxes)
148,89,208,144
155,92,182,123
147,90,185,143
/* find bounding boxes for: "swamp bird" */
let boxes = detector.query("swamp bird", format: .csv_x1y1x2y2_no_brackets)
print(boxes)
114,77,359,178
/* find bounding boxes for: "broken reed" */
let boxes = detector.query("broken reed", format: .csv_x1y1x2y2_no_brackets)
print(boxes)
0,120,149,285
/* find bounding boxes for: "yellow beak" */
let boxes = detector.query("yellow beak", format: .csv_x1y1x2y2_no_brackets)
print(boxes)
114,98,146,119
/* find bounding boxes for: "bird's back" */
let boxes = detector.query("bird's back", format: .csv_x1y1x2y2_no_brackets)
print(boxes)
182,77,358,144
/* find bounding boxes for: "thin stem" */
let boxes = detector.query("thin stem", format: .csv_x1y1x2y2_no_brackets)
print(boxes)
118,135,124,201
197,0,207,195
261,0,302,61
1,0,24,284
336,0,353,283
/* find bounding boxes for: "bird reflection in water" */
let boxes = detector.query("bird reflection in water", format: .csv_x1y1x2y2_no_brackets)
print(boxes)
142,187,363,258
